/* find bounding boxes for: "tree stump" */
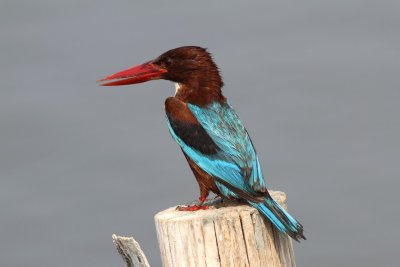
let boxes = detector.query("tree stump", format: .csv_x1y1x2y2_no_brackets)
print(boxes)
155,190,296,267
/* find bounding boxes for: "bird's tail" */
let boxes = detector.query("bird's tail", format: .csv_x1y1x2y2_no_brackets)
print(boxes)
249,196,306,242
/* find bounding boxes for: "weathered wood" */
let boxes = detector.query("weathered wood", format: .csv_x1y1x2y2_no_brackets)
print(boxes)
154,191,296,267
112,234,151,267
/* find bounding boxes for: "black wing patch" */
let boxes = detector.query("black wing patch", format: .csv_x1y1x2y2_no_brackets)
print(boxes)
167,114,219,155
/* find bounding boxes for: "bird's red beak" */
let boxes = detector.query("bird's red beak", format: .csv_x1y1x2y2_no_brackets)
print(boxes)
97,61,167,86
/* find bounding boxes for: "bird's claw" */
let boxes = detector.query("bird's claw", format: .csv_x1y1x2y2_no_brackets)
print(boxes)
176,205,209,211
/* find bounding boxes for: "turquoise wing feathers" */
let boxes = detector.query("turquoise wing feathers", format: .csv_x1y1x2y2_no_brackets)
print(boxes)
165,100,305,241
166,101,267,197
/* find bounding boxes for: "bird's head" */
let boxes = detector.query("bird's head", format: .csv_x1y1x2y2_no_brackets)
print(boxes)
98,46,223,91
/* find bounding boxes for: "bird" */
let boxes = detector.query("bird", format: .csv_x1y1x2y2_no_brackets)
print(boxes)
98,46,305,241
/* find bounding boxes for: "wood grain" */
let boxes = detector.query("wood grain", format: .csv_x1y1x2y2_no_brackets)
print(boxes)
155,191,296,267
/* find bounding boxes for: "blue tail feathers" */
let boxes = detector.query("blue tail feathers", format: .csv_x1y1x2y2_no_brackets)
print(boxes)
250,197,306,242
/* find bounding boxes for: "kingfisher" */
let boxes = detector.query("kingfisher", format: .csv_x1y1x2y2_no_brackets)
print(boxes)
98,46,305,241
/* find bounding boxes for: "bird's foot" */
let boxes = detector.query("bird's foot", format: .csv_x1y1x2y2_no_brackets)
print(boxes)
176,205,209,211
176,196,208,211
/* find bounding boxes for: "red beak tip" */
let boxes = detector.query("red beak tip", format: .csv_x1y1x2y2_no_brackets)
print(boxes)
97,76,113,82
97,76,118,86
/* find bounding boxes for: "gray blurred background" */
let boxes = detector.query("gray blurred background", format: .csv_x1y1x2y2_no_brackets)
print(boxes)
1,1,399,266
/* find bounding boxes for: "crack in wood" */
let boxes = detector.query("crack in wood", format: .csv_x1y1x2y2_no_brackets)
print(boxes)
239,212,251,266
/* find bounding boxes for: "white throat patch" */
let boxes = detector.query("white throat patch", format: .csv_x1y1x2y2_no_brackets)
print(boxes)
174,83,182,95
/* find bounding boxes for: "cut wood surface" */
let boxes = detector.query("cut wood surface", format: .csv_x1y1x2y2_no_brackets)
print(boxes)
155,190,296,267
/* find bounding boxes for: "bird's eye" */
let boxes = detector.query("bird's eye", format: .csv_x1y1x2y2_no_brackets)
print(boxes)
165,58,173,66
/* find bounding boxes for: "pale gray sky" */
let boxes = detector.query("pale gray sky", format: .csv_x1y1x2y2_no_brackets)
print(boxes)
1,1,399,266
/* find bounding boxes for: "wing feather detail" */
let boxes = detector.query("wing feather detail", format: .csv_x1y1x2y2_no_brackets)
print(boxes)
165,97,267,196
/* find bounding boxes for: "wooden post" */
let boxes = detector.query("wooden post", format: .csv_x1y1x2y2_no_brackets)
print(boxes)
154,190,296,267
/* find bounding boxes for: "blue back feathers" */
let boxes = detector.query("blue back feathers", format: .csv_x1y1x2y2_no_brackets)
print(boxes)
166,100,305,241
167,101,266,194
187,102,266,192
